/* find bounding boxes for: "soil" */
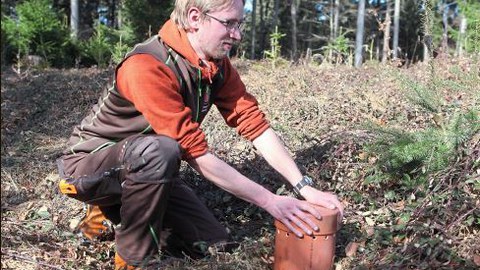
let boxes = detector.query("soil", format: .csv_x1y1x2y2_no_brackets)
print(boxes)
1,58,479,269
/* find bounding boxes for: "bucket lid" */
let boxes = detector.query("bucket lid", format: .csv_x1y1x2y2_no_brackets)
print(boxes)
275,205,339,236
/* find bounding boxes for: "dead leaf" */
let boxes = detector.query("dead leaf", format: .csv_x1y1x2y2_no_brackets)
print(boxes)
365,227,375,237
37,205,50,219
393,235,405,244
69,218,80,231
474,254,480,266
368,156,377,164
261,254,275,264
358,151,367,161
391,200,405,211
345,242,360,257
365,217,375,226
432,113,444,127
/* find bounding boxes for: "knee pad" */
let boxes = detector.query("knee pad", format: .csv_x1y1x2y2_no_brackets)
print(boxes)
123,135,182,183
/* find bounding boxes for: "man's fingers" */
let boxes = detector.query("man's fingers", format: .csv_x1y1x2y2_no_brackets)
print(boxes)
312,199,336,211
281,218,304,238
296,213,319,233
283,210,321,237
300,195,344,226
298,202,322,221
313,194,344,217
275,195,344,238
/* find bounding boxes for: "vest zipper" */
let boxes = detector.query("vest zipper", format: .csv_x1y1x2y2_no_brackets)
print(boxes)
196,68,201,122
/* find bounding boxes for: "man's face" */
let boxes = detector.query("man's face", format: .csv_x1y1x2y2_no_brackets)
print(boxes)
194,0,244,60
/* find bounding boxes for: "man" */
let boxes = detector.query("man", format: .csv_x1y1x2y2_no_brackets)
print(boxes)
57,0,344,269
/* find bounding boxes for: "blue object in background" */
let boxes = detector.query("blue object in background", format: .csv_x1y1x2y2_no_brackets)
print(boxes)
244,0,253,14
98,6,109,26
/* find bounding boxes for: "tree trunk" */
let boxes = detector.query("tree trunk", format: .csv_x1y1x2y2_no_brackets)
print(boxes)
273,0,279,28
392,0,400,58
423,41,430,63
109,0,116,28
376,36,380,61
117,0,123,29
333,0,340,40
306,20,312,52
329,0,334,41
355,0,366,67
70,0,79,38
382,0,392,63
441,1,449,55
259,0,266,57
456,15,467,57
251,0,257,59
290,0,298,61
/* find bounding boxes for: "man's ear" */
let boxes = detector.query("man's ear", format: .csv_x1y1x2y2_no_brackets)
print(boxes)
187,7,202,30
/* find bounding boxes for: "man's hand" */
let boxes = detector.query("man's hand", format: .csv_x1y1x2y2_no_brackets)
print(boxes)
301,186,344,224
263,195,327,238
262,187,344,238
301,186,344,214
189,152,344,239
251,129,344,235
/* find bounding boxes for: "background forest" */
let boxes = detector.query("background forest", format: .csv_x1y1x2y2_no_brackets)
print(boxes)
1,0,480,68
1,0,479,269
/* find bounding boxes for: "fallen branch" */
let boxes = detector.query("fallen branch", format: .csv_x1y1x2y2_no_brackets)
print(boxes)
445,205,479,232
1,250,64,270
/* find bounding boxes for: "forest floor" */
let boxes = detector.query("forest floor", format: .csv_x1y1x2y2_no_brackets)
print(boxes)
1,57,479,270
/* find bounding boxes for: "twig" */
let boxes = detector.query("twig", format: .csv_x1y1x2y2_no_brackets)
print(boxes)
1,250,64,270
1,168,20,192
408,163,458,225
445,206,478,232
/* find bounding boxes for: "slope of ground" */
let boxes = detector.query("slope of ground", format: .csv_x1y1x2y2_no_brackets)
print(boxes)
1,57,479,269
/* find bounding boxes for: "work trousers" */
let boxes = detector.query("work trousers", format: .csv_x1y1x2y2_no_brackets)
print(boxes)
57,135,228,265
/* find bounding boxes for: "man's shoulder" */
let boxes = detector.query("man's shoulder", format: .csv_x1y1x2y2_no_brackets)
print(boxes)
126,36,171,63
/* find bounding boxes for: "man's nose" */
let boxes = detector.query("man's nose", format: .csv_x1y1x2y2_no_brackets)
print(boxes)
230,27,242,41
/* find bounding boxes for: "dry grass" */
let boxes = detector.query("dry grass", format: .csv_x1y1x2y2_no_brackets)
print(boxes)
1,57,479,269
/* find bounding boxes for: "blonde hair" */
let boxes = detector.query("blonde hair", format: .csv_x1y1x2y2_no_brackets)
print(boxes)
171,0,244,30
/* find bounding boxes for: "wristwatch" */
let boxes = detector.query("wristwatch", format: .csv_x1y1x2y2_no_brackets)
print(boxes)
292,176,314,199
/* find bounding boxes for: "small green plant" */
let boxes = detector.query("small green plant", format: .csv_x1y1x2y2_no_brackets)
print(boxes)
367,111,478,175
81,23,115,68
419,0,436,59
459,0,480,54
81,21,137,67
110,22,136,65
1,0,70,71
264,26,286,68
321,28,353,65
111,36,131,65
364,74,479,191
403,77,442,113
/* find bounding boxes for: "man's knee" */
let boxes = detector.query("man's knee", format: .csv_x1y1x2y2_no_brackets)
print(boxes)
123,135,182,183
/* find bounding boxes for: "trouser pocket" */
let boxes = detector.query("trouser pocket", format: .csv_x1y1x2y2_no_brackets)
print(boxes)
60,171,122,205
57,158,123,205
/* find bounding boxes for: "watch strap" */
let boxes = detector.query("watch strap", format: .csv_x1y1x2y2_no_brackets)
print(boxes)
292,176,313,199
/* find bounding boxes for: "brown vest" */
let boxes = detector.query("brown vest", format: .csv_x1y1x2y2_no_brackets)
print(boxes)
64,35,225,155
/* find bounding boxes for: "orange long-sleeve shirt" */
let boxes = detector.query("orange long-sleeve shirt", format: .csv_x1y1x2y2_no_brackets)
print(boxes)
116,20,269,159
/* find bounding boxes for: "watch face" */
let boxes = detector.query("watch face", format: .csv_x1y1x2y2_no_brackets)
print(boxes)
305,176,313,185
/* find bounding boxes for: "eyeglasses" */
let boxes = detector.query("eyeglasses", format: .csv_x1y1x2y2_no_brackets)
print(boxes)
204,13,244,32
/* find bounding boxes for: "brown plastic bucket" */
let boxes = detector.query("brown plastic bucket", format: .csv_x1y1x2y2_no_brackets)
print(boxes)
274,205,339,270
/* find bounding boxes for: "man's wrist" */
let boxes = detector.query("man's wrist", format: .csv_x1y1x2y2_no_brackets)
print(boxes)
292,175,314,199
